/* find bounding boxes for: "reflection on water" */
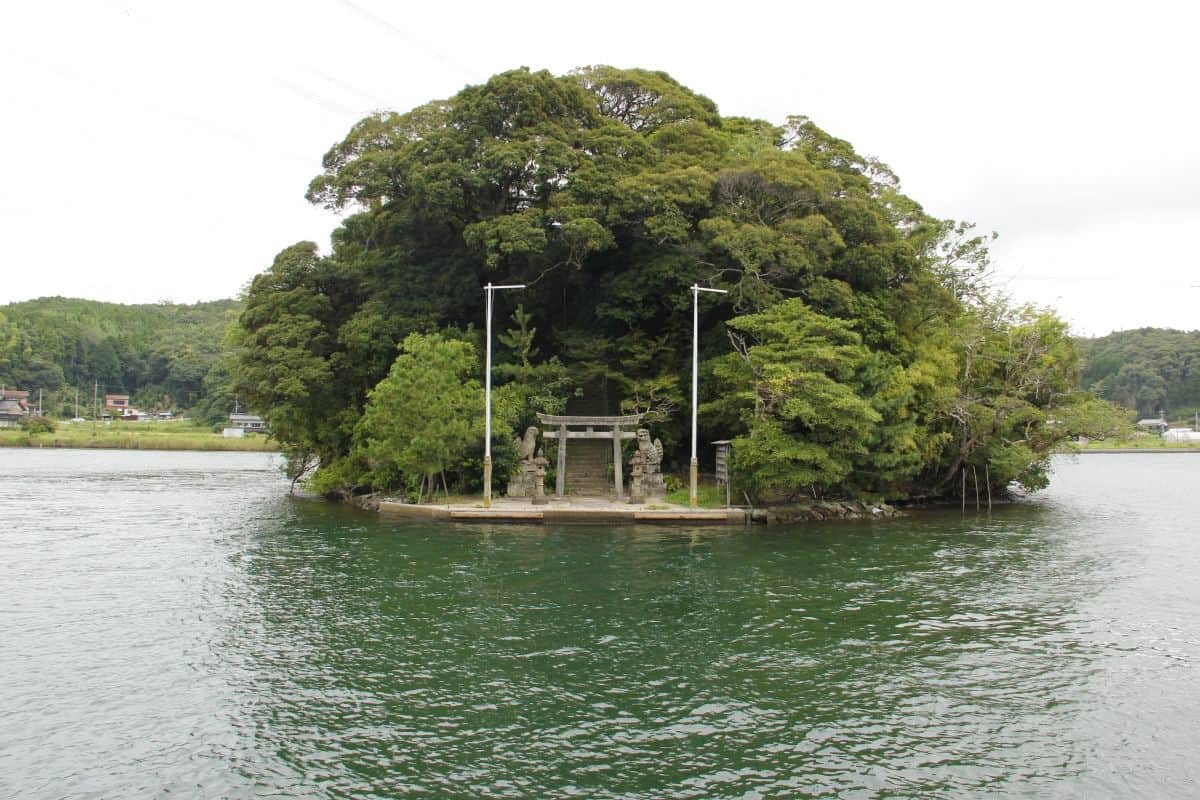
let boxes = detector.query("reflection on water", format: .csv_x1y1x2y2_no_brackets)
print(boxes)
1,451,1198,798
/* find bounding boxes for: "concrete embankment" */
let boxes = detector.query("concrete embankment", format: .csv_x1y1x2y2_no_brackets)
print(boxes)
373,497,750,525
347,494,903,526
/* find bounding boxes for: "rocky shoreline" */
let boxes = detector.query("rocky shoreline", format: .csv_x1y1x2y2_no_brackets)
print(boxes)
751,500,903,525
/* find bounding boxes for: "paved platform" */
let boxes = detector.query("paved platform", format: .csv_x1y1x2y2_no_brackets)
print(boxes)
376,495,750,525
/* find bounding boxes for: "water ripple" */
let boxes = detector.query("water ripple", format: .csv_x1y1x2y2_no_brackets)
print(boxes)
2,453,1200,798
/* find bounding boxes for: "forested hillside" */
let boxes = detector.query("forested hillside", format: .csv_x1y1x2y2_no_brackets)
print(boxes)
236,66,1094,502
1078,328,1200,419
0,297,238,422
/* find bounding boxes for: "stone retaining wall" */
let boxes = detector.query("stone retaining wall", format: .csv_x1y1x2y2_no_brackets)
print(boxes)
758,500,902,525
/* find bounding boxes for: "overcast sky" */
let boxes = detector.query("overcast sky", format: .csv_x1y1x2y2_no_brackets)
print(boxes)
3,0,1197,336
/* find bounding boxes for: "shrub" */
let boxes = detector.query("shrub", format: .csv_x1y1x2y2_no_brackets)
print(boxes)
21,415,57,434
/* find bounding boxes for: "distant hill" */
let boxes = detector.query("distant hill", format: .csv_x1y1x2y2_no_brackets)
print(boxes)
1077,328,1200,419
0,296,240,422
8,298,1196,431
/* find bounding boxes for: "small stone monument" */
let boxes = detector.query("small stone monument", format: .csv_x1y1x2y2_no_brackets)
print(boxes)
531,449,550,505
628,448,646,504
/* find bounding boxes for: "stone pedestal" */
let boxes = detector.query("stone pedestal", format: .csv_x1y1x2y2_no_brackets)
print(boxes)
506,463,538,497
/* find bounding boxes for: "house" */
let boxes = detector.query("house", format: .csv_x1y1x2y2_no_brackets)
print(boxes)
1163,428,1200,442
103,393,150,421
1136,416,1169,434
0,397,29,428
104,394,131,413
228,413,266,431
1,390,31,428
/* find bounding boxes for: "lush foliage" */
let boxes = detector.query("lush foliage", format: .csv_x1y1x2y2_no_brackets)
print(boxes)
236,66,1091,501
1055,397,1135,441
934,304,1080,494
20,415,57,434
0,297,239,421
1078,328,1200,419
358,333,484,500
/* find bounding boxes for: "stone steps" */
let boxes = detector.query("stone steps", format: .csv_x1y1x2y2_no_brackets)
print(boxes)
553,382,622,498
563,438,613,496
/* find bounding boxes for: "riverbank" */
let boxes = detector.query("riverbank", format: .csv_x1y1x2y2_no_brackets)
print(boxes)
0,423,279,452
1079,448,1200,454
1073,438,1200,453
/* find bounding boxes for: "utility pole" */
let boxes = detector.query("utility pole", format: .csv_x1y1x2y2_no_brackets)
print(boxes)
689,284,728,508
482,283,525,508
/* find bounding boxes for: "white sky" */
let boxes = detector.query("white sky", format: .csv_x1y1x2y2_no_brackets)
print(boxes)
2,0,1197,336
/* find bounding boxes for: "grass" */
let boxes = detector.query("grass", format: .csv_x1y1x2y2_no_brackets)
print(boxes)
0,420,279,452
1075,435,1200,451
663,483,730,508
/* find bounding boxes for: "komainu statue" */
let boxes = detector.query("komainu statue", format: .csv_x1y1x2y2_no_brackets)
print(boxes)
629,428,666,500
507,426,543,498
516,426,538,461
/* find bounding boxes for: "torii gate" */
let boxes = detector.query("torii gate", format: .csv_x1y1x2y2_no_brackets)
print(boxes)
536,412,644,500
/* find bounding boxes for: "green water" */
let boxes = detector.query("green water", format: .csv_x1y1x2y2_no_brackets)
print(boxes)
2,450,1198,798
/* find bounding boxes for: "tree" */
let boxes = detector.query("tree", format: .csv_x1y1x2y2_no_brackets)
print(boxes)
717,298,941,501
1056,396,1134,441
0,311,16,380
1077,328,1200,419
357,333,483,500
0,296,239,417
234,242,345,467
1109,362,1168,415
235,65,1087,502
929,302,1080,495
728,300,879,493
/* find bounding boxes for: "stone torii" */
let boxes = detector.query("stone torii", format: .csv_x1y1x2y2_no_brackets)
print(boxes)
535,412,644,500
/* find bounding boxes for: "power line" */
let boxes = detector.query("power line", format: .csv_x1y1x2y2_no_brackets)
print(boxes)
335,0,474,80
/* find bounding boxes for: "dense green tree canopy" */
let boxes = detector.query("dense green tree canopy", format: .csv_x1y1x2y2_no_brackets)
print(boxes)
236,66,1091,501
1078,328,1200,418
357,332,483,500
0,296,239,420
